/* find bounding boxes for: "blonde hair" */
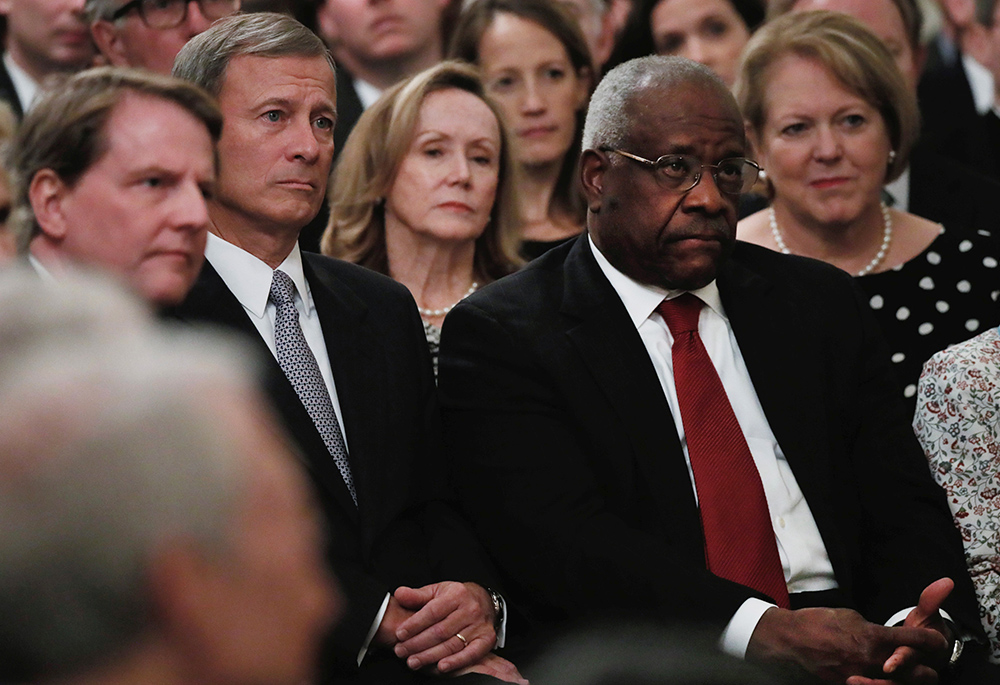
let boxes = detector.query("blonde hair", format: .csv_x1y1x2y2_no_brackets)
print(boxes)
734,10,919,182
322,60,522,280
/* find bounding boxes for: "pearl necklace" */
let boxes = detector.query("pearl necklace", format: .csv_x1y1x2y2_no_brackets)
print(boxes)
417,282,479,318
768,203,892,277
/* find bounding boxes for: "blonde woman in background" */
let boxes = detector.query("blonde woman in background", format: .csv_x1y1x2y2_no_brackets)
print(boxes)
322,61,521,375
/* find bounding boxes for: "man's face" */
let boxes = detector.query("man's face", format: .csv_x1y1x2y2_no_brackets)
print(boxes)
195,395,339,685
91,0,236,75
36,92,215,306
789,0,921,90
211,54,336,239
318,0,446,67
0,0,94,77
583,82,744,290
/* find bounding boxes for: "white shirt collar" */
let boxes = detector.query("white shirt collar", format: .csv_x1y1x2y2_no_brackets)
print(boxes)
587,233,725,329
352,77,382,110
963,53,995,115
204,232,313,317
4,52,37,112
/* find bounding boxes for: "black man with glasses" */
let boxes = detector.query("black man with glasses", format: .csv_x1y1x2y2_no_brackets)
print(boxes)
437,55,989,684
87,0,239,74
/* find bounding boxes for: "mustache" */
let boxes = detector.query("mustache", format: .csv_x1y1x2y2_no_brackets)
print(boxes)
667,220,734,242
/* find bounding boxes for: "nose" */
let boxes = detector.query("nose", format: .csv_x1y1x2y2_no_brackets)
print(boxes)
175,181,211,231
287,118,321,164
521,77,546,115
446,153,472,187
813,126,842,161
185,0,214,34
681,166,728,215
683,38,709,68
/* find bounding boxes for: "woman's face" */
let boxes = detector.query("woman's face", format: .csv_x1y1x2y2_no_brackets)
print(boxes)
752,54,892,229
384,88,502,245
477,12,589,169
651,0,750,86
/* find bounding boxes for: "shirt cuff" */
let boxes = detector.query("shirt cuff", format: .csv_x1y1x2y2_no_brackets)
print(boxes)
885,607,953,627
719,598,776,658
357,592,391,666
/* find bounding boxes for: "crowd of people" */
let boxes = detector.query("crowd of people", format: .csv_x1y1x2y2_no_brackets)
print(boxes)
0,1,998,684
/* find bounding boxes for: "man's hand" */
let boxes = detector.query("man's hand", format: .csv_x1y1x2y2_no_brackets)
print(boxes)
846,578,955,685
391,581,497,672
746,605,949,683
373,595,416,648
453,653,528,684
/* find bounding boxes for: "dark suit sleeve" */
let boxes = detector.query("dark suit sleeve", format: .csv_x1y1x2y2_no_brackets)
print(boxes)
439,298,762,637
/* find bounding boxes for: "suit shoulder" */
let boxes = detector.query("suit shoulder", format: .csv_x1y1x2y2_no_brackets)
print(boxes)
732,240,857,291
302,252,415,305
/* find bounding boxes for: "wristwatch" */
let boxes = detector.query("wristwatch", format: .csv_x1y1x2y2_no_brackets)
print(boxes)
485,587,505,636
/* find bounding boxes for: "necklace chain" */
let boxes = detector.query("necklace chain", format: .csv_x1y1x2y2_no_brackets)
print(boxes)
417,282,479,318
768,203,892,277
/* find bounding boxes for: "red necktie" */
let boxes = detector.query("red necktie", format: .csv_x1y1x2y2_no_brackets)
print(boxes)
657,293,790,608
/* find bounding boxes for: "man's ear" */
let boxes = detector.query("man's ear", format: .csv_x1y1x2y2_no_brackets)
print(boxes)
579,148,606,213
29,169,71,241
90,21,131,67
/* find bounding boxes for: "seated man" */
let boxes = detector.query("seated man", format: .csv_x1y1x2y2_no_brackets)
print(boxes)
0,0,95,117
170,13,522,684
0,269,339,685
86,0,240,74
438,55,995,683
8,66,221,307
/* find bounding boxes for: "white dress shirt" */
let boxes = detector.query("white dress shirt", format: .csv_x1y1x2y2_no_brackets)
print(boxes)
4,52,37,113
204,234,507,662
204,233,349,446
589,235,838,657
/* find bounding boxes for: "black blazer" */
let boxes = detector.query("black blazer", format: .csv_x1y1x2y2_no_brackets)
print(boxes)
438,236,981,649
172,253,498,683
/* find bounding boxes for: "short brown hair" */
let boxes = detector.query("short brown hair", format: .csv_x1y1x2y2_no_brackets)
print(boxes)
8,66,222,254
734,10,919,183
321,60,522,281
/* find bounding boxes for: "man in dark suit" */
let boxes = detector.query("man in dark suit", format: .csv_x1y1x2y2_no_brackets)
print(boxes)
170,13,523,685
8,66,221,307
0,0,95,117
438,56,992,683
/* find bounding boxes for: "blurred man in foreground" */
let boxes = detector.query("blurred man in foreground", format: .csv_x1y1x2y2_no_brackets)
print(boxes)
0,269,340,684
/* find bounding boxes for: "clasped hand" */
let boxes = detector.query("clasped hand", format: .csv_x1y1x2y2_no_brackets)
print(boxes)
375,581,499,673
748,578,954,684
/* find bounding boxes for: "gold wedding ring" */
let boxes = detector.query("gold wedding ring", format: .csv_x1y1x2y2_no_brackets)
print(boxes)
455,632,468,646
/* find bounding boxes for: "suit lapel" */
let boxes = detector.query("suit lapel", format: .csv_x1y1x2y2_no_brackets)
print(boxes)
302,255,390,536
174,261,361,522
718,250,847,574
561,238,704,547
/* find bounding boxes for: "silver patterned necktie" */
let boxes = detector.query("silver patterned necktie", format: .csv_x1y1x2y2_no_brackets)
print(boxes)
270,269,357,506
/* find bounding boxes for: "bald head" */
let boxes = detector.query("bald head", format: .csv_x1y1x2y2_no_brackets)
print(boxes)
582,55,738,152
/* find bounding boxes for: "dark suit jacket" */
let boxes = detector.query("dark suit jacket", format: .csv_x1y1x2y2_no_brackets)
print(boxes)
907,142,1000,238
172,253,499,684
437,236,982,652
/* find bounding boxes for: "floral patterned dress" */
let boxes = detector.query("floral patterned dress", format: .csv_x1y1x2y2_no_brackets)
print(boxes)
914,327,1000,663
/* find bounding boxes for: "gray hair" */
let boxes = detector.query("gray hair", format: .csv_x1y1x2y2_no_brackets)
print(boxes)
0,268,261,680
83,0,123,22
582,55,730,151
173,12,334,97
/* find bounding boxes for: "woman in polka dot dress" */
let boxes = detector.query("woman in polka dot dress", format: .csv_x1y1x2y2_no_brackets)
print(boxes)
734,12,1000,416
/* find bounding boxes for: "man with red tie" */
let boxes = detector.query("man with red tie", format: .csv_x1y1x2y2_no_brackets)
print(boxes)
438,55,993,683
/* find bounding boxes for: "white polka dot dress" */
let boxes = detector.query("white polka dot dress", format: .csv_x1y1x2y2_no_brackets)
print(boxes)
857,226,1000,416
